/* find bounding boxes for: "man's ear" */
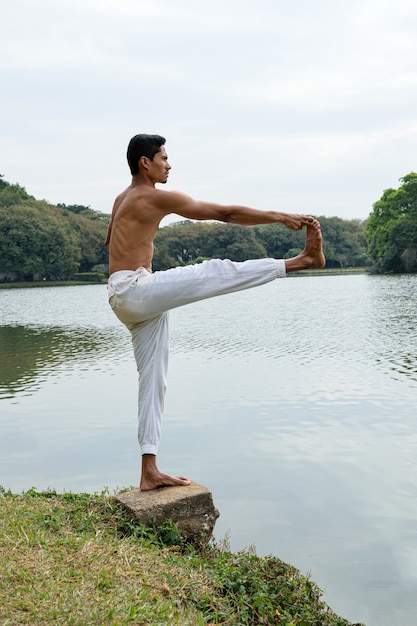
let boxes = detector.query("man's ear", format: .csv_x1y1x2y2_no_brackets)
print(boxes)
139,156,149,171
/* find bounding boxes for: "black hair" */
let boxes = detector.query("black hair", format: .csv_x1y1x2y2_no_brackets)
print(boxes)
127,134,166,175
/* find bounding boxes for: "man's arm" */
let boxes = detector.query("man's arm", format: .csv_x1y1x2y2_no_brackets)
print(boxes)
155,190,312,231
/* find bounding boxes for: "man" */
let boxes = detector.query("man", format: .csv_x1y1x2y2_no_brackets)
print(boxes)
105,133,325,491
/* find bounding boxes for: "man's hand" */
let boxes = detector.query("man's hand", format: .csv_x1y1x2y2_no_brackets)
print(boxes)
278,213,315,231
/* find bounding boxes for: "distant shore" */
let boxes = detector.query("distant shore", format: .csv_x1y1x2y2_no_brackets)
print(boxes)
0,279,108,289
0,267,369,289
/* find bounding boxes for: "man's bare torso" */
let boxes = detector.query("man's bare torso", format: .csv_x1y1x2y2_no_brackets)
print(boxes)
106,184,167,275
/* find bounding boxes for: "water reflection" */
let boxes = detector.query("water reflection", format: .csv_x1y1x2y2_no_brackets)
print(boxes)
0,324,130,399
367,275,417,383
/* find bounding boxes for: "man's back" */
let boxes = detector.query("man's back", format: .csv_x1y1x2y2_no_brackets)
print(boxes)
106,184,167,274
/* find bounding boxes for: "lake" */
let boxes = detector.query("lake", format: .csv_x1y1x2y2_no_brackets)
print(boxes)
1,273,416,626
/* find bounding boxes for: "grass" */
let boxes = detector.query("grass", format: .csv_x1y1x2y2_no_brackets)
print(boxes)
0,488,364,626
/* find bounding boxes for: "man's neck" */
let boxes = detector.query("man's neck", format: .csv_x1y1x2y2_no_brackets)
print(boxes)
131,174,155,189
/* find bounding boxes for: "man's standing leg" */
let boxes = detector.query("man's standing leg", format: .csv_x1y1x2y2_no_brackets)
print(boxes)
130,313,190,491
130,313,169,456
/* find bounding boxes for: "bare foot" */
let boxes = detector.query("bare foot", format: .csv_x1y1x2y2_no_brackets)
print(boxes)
140,454,191,491
285,218,326,273
140,472,191,491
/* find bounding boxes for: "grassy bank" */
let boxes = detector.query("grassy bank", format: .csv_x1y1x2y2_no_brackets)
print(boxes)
0,489,364,626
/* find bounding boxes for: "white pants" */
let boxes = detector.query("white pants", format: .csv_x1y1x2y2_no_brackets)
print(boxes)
108,258,286,455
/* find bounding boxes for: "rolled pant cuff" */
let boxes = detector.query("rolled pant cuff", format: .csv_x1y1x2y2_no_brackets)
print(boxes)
276,259,286,278
141,444,158,456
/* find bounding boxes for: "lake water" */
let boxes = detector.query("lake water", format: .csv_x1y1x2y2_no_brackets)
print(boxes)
1,273,417,626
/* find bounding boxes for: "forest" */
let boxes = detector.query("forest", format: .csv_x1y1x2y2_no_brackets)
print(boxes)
0,176,109,282
1,172,416,281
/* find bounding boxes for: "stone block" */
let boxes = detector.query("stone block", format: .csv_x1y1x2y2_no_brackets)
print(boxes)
115,482,219,544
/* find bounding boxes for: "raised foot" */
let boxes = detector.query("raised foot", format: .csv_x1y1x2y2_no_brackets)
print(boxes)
285,218,326,272
305,219,326,269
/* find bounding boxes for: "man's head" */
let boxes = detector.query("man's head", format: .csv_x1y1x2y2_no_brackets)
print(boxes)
127,134,166,175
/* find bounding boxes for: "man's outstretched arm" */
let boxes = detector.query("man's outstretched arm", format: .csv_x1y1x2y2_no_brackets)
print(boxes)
154,189,314,231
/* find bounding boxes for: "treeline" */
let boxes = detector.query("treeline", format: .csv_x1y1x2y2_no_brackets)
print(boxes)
153,217,368,271
152,173,417,273
0,176,110,281
1,172,416,281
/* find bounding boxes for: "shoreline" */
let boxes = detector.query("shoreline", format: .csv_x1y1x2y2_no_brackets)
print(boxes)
0,268,369,289
0,488,365,626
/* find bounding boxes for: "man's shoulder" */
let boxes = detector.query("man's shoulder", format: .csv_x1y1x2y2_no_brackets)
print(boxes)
115,187,172,225
120,184,169,203
114,185,183,222
114,185,150,209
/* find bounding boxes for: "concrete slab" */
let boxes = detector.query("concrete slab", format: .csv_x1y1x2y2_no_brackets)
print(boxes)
115,482,219,543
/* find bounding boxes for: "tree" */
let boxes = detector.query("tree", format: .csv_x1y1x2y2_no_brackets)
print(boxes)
319,217,368,268
0,178,33,207
0,177,110,281
57,203,109,222
252,223,304,259
153,221,267,269
64,211,109,272
0,200,80,280
366,173,417,272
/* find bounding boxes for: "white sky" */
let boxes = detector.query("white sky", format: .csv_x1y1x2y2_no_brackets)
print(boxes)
1,0,417,223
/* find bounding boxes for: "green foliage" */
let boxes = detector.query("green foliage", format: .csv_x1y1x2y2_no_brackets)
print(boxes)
366,173,417,273
252,223,305,260
57,203,108,222
318,217,369,269
72,271,106,282
0,200,81,280
284,247,303,259
154,216,368,271
152,220,268,270
0,177,110,281
196,550,352,625
0,175,33,203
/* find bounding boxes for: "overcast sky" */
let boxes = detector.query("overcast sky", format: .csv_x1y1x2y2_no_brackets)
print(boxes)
2,0,417,224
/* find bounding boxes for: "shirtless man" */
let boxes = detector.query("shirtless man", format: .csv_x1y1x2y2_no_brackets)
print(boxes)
105,133,325,491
